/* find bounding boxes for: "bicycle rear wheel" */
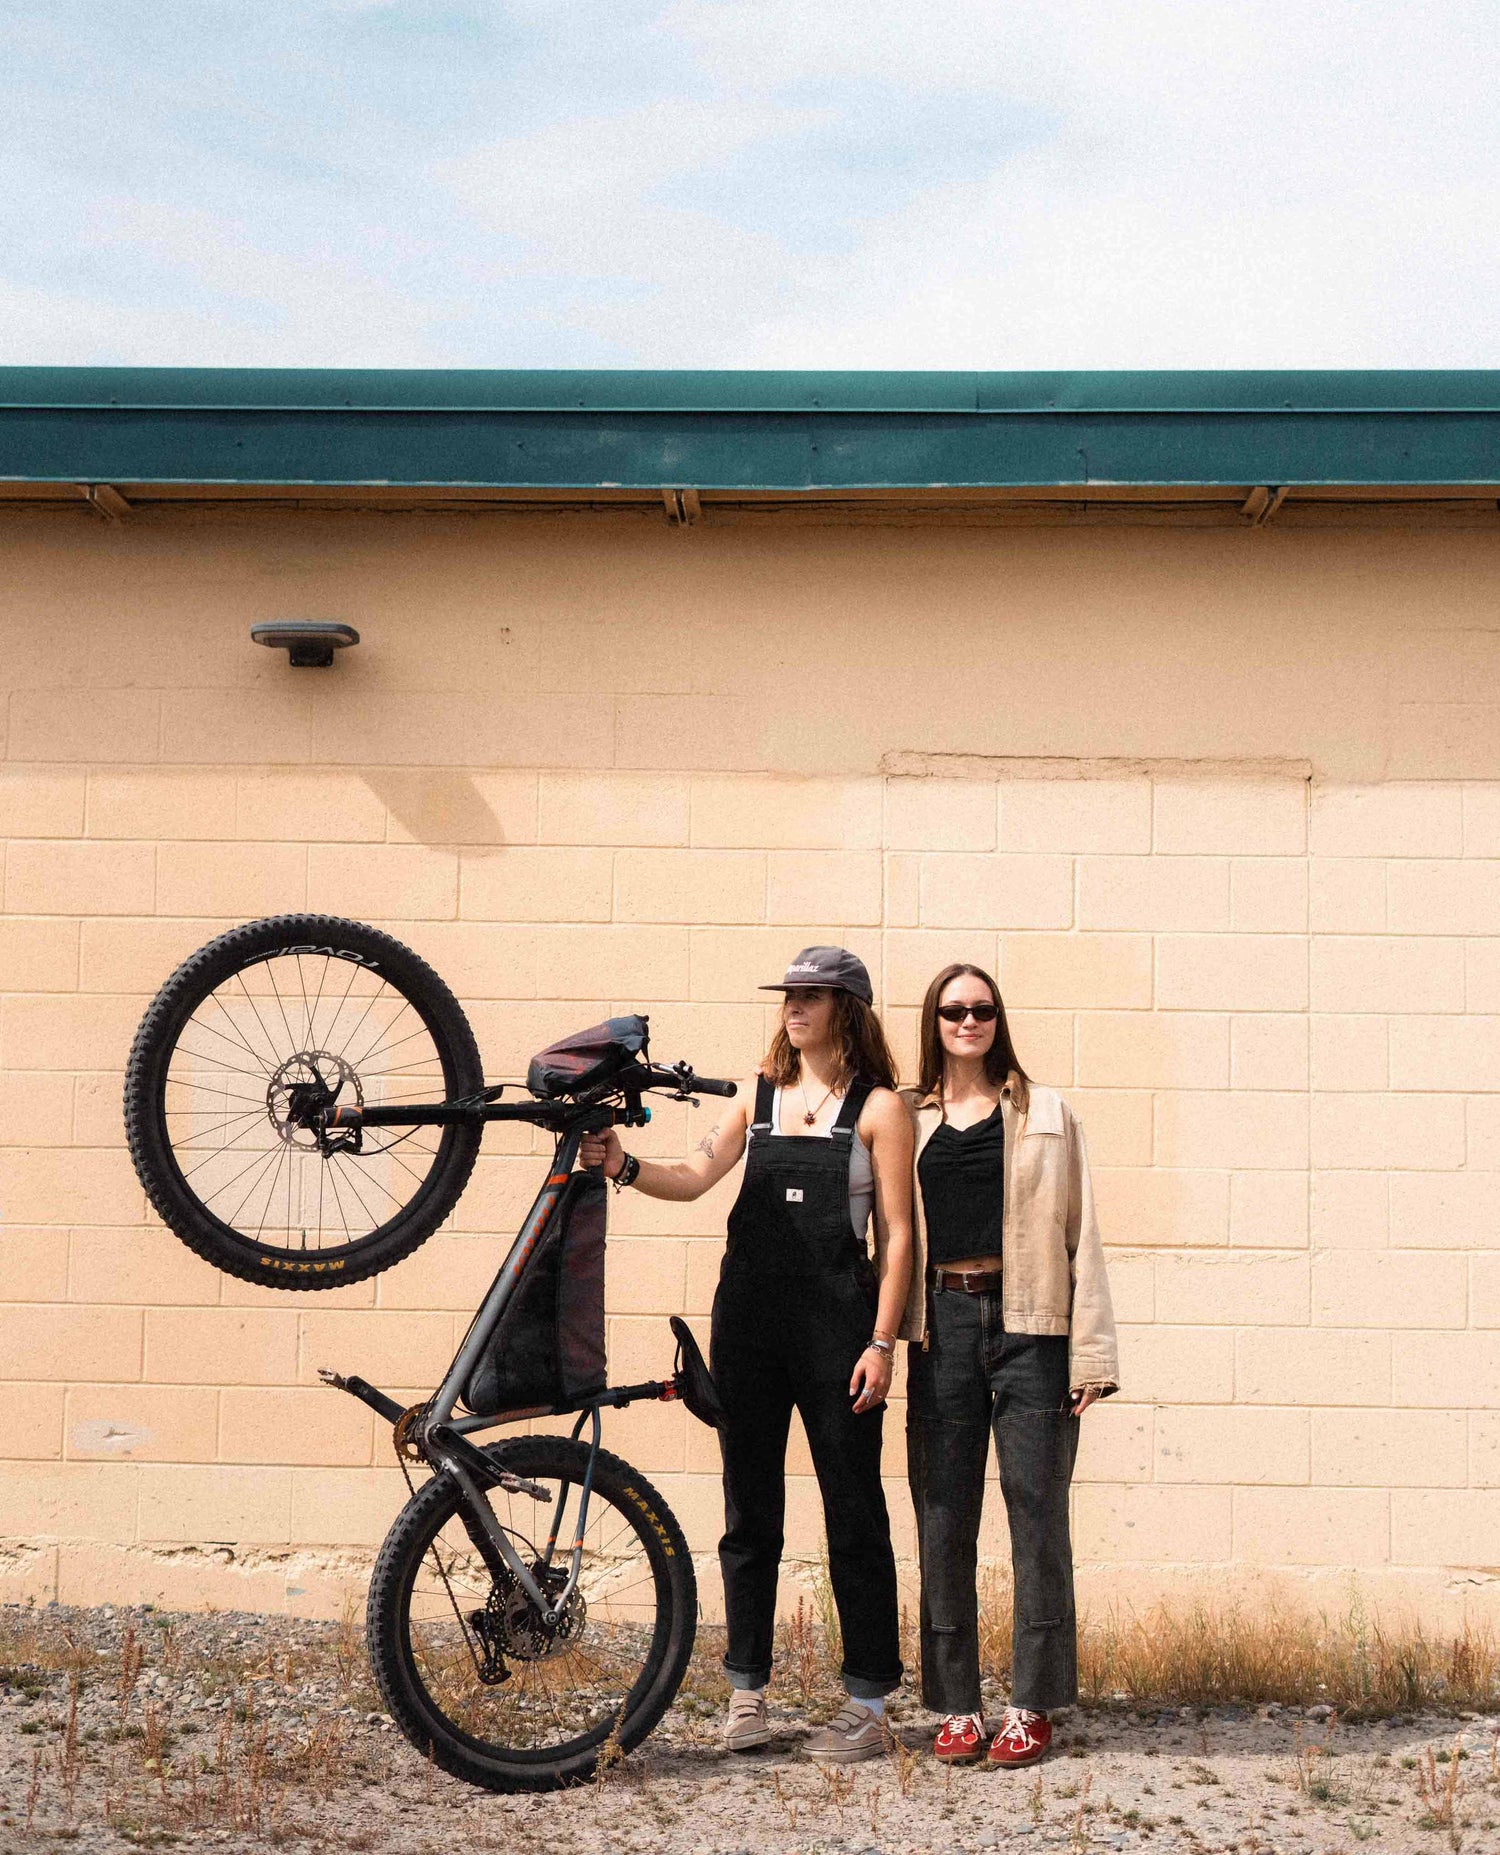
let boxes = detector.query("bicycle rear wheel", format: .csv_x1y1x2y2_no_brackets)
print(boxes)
367,1435,696,1791
123,914,484,1287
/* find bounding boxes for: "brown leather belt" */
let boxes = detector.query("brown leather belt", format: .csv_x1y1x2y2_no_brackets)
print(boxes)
929,1265,1004,1295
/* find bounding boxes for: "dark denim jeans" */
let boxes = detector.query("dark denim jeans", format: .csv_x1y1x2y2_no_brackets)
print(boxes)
906,1285,1080,1714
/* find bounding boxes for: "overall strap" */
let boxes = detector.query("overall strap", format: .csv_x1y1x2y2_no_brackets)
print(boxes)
749,1074,776,1138
830,1080,873,1142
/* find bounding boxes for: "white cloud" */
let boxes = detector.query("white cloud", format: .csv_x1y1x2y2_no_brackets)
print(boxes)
1,0,1497,365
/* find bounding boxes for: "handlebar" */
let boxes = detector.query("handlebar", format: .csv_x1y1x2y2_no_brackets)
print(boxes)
639,1062,737,1100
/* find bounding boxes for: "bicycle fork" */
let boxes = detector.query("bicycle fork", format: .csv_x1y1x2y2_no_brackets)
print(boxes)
428,1409,604,1626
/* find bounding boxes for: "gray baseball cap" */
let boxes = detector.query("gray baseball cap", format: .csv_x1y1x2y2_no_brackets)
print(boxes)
760,945,874,1006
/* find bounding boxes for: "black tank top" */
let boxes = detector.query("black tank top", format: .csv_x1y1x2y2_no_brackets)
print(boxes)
918,1103,1004,1265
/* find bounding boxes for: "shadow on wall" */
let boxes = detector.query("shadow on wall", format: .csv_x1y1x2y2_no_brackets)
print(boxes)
359,771,510,853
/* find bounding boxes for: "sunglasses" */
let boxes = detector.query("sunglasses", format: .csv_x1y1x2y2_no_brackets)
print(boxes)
936,1002,999,1024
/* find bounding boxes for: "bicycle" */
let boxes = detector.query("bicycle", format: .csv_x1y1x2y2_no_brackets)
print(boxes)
123,912,736,1792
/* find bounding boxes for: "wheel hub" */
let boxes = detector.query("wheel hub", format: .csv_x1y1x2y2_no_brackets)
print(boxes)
267,1050,361,1150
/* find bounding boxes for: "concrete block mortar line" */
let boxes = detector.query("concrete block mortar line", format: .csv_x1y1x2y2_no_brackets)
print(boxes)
1302,777,1314,1344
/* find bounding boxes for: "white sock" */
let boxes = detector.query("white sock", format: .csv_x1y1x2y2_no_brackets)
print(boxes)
856,1695,886,1718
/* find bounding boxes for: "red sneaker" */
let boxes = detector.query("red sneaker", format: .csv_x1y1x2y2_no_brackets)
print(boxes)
986,1708,1051,1767
933,1712,985,1764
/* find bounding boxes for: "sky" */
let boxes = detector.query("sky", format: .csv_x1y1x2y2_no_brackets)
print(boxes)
1,0,1497,370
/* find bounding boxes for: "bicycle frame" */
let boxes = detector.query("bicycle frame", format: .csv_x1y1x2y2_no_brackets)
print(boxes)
320,1095,682,1631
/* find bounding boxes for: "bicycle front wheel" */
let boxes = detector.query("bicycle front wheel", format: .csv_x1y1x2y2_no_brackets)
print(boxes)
123,914,484,1288
366,1436,697,1791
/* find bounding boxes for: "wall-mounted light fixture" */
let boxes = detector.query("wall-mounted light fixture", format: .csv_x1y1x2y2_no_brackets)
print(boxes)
251,621,361,668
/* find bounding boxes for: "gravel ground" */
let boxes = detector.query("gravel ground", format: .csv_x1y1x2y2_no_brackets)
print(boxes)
2,1603,1497,1854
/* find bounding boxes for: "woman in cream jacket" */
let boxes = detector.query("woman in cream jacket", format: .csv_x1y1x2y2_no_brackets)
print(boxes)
897,962,1118,1770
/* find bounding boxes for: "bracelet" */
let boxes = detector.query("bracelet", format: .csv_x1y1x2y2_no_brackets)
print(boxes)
612,1152,641,1192
867,1337,895,1356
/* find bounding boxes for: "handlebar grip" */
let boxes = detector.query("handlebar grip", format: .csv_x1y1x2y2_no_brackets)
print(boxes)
692,1076,738,1098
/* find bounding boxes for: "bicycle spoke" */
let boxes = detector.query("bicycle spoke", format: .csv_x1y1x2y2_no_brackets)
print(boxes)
264,963,301,1060
205,991,276,1075
347,1008,422,1071
174,1041,279,1087
233,970,288,1068
331,978,392,1066
252,1143,290,1245
306,953,333,1052
294,954,314,1051
164,1079,269,1108
330,1151,389,1230
216,1143,285,1228
324,1154,355,1245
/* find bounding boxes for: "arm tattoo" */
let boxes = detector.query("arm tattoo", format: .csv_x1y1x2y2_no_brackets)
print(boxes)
695,1123,720,1160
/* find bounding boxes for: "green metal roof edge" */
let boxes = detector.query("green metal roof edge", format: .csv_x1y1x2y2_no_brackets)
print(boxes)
4,369,1500,489
7,366,1500,414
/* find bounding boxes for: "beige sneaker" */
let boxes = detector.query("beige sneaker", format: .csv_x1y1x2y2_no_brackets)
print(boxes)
723,1688,773,1752
804,1700,892,1765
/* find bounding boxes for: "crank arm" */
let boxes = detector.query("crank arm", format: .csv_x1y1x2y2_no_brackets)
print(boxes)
318,1369,405,1426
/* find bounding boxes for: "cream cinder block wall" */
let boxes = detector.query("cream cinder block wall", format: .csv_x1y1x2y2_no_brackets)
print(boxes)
1,505,1498,1622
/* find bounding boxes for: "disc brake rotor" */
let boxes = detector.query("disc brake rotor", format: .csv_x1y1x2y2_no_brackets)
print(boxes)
266,1050,361,1150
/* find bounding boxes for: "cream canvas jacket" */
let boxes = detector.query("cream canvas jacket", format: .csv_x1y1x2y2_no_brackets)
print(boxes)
893,1075,1120,1396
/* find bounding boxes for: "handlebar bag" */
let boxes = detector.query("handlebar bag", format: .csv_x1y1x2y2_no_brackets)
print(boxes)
668,1315,727,1430
464,1172,608,1415
526,1015,650,1100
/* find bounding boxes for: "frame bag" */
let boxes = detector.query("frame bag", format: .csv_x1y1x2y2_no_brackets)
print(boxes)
464,1172,608,1414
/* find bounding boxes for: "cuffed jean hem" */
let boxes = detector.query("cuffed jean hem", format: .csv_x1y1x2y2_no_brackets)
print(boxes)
725,1660,770,1691
843,1665,903,1701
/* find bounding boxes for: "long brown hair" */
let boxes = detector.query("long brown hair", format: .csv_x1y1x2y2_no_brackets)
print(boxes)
764,990,899,1094
918,963,1029,1109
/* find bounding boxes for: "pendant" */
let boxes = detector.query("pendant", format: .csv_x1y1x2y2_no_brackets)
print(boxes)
804,1112,817,1125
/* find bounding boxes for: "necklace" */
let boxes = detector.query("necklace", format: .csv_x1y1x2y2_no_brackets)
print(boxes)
798,1072,836,1126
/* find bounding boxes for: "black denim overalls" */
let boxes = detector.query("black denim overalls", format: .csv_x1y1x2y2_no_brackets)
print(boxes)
710,1076,903,1699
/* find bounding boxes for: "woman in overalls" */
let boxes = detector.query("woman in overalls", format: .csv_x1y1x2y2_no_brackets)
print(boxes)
581,946,914,1765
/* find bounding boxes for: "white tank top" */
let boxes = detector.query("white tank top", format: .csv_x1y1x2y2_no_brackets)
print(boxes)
770,1088,876,1242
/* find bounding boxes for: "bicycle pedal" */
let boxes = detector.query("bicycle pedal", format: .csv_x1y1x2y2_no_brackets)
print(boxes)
497,1472,549,1501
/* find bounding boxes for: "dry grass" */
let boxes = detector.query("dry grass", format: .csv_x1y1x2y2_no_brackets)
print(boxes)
0,1602,377,1846
979,1569,1500,1717
758,1565,1500,1719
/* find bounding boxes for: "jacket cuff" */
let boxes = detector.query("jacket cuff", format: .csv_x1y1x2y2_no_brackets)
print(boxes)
1069,1356,1120,1393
